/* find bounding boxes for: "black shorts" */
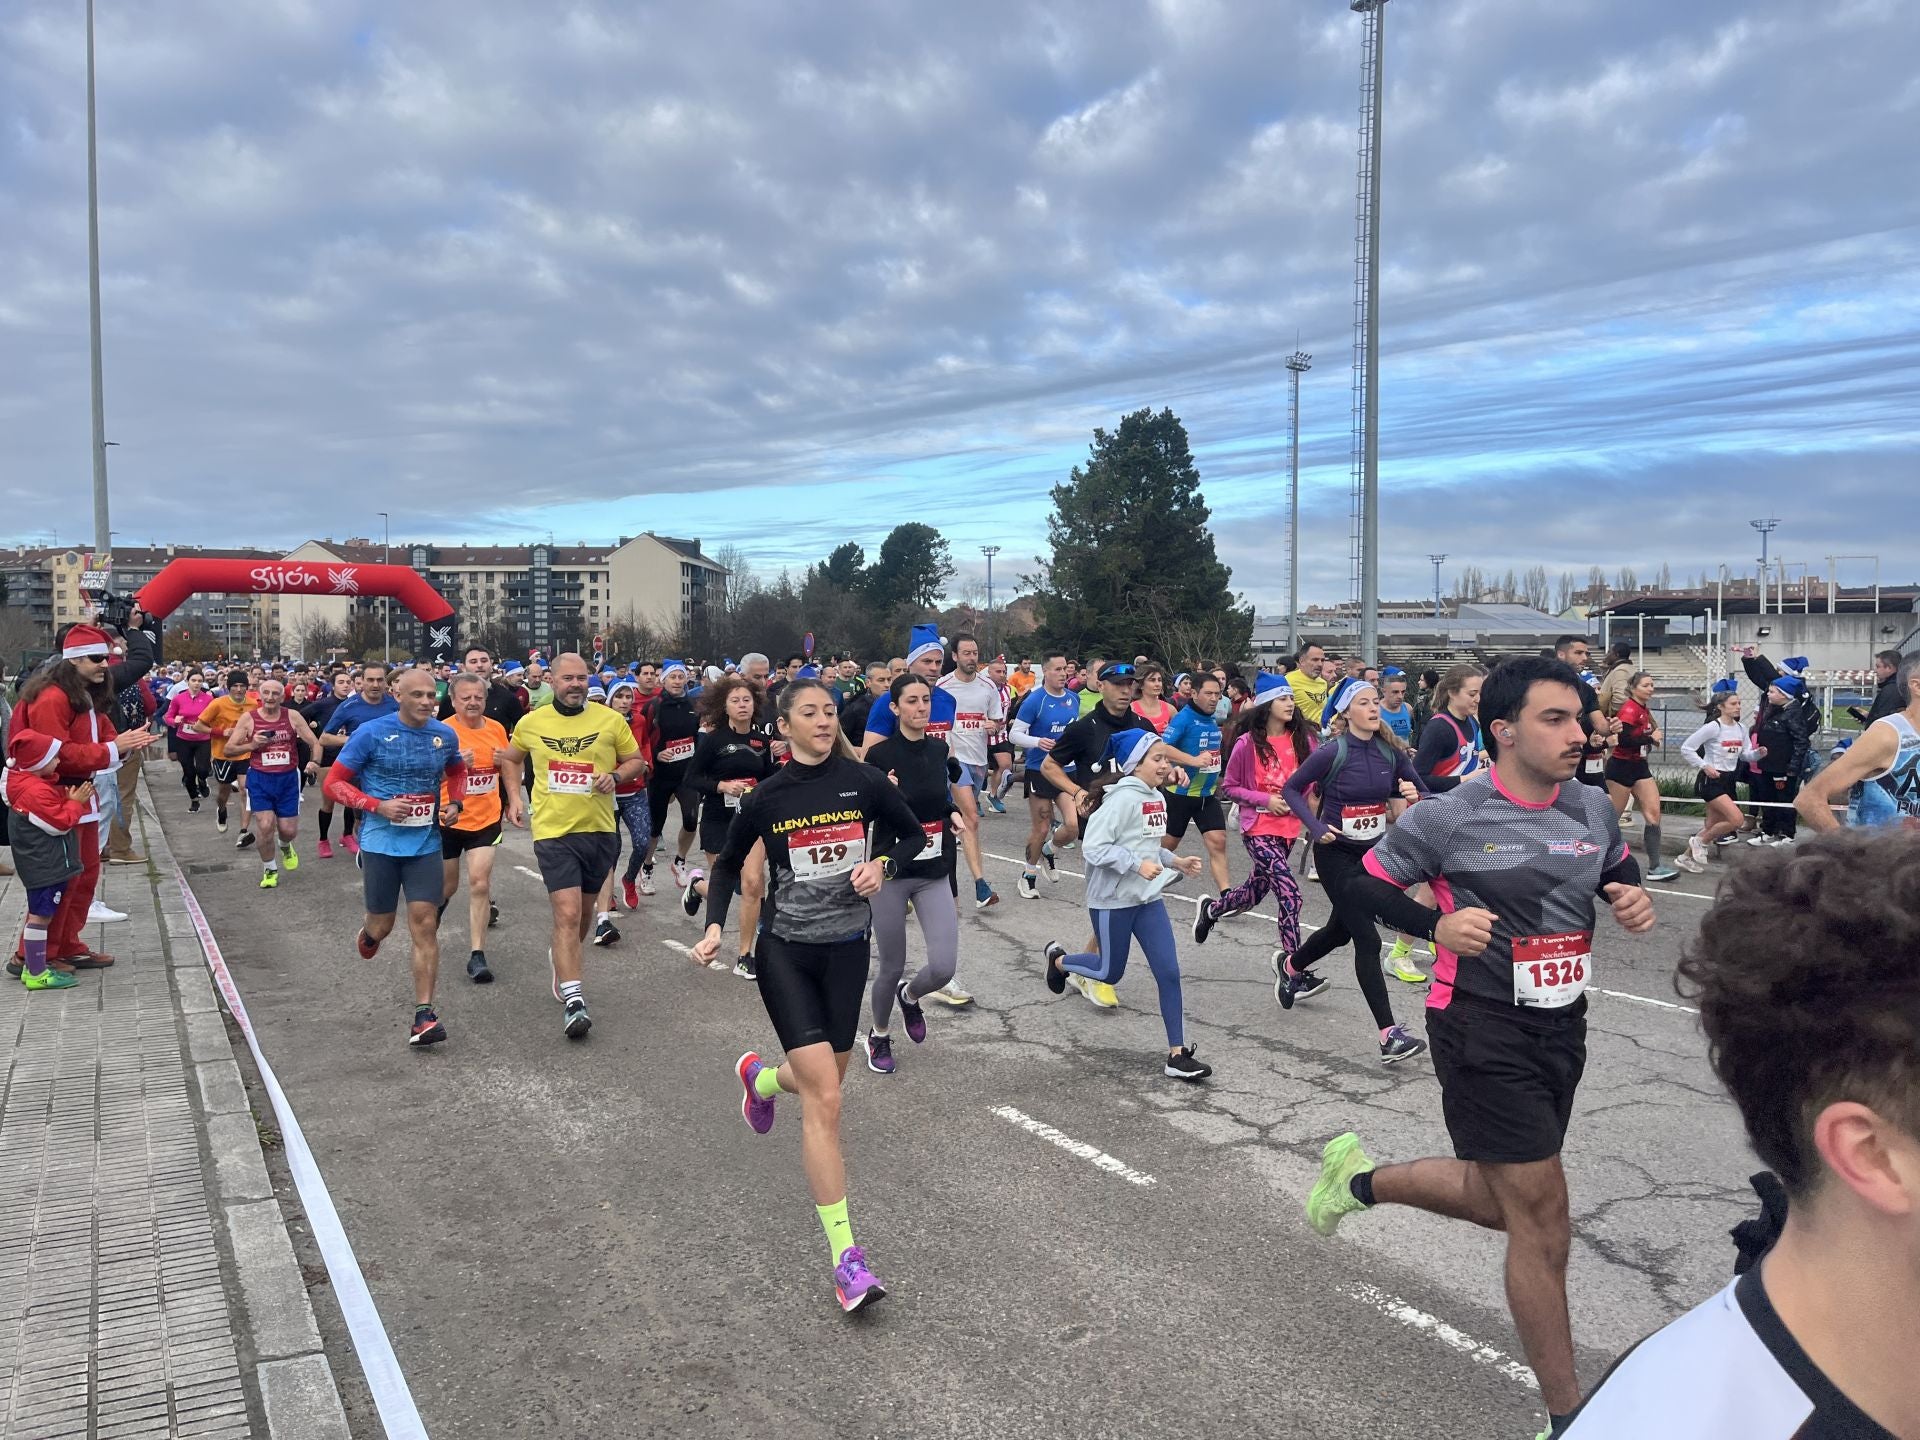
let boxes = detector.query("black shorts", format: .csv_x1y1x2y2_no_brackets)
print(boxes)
1164,791,1226,838
441,821,502,858
757,932,870,1055
1604,756,1652,788
1696,770,1741,803
699,796,744,856
1428,998,1587,1165
1024,770,1064,801
988,741,1014,759
360,849,445,915
647,773,699,837
533,832,618,894
212,759,246,786
1575,752,1608,789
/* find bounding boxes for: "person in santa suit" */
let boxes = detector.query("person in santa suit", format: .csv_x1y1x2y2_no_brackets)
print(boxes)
9,625,161,969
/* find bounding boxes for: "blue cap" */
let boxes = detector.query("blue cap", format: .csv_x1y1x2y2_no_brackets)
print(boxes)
1381,666,1405,678
796,664,819,679
662,660,688,675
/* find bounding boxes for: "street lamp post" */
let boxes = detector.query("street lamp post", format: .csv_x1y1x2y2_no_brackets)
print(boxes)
86,0,111,555
1285,351,1312,652
980,545,1001,656
1428,553,1448,623
379,512,391,662
1749,517,1779,615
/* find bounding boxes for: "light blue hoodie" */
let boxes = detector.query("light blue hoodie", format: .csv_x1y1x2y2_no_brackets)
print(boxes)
1079,775,1187,909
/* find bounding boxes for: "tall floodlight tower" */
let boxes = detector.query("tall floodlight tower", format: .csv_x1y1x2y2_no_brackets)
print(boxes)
87,0,112,554
1749,517,1779,615
1350,0,1387,664
1284,350,1312,651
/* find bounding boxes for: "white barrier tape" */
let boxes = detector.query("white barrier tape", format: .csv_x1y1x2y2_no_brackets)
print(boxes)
173,863,430,1440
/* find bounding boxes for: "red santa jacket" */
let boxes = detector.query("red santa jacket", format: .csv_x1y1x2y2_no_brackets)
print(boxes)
0,766,90,834
13,685,120,826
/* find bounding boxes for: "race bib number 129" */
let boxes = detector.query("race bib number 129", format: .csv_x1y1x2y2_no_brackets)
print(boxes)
789,821,866,881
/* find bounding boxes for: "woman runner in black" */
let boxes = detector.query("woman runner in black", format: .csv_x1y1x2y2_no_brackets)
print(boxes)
692,678,927,1312
681,675,775,977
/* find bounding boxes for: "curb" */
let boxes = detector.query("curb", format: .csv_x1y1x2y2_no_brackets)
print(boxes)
138,778,354,1440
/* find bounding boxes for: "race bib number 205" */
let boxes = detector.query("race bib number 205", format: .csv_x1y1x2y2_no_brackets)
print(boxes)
789,821,866,881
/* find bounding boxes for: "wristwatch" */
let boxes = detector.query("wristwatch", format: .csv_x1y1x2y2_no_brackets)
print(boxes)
880,855,899,880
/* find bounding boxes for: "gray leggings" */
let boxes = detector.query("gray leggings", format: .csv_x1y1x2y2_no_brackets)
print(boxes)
868,873,960,1031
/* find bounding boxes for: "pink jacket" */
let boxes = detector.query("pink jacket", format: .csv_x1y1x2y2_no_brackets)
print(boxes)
1221,729,1313,840
164,690,213,735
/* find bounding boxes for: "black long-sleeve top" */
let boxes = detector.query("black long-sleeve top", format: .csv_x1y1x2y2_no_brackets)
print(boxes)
867,733,961,881
704,753,928,944
644,693,702,778
688,724,775,817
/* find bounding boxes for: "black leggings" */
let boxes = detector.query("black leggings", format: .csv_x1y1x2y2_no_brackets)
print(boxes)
1757,775,1800,837
177,738,211,797
757,932,870,1055
1287,840,1397,1031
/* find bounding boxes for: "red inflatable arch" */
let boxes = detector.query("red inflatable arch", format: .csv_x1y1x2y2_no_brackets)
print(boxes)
134,558,459,663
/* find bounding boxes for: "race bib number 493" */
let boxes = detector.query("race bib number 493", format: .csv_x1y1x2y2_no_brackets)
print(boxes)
1340,803,1386,840
789,821,866,881
1512,931,1592,1008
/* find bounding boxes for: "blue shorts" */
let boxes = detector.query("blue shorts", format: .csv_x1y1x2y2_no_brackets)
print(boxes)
245,769,302,818
954,762,988,792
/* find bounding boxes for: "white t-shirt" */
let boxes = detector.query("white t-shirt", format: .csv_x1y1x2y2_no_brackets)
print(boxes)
1564,1270,1896,1438
936,671,1005,767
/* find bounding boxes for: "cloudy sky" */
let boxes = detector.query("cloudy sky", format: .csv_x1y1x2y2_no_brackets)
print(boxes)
2,0,1915,612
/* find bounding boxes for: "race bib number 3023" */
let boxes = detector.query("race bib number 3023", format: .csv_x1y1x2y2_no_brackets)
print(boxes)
788,820,866,881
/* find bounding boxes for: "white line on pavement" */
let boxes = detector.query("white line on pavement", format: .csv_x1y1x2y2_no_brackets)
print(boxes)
981,847,1704,1015
513,864,542,881
989,1104,1158,1187
173,863,429,1440
1341,1282,1539,1391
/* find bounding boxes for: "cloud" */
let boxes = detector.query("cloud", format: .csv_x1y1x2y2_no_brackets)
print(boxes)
0,0,1913,609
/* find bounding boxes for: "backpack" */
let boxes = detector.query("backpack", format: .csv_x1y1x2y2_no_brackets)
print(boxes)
1321,730,1400,788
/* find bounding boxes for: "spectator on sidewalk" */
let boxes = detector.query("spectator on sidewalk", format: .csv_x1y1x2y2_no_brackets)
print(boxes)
1,728,92,990
104,606,162,866
0,664,13,878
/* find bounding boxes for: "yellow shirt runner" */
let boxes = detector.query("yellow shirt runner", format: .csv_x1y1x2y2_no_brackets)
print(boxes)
509,702,638,840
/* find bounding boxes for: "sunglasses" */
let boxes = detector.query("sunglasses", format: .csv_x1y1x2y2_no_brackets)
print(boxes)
1102,665,1138,680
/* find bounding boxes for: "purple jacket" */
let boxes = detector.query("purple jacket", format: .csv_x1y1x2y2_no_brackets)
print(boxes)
1221,730,1313,838
1282,729,1429,845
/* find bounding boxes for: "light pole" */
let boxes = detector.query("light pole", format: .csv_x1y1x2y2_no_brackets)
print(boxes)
379,512,391,662
1351,0,1388,667
980,545,1001,656
86,0,111,554
1285,351,1311,651
1749,517,1779,615
1428,553,1447,623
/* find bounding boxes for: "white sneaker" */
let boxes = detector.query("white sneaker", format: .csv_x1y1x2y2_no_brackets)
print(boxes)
670,856,690,888
1673,850,1705,874
927,982,974,1007
638,868,657,897
88,900,129,924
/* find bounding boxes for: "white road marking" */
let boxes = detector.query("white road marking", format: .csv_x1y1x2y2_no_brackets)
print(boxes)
989,1105,1157,1187
1341,1282,1539,1390
513,864,542,881
981,846,1703,1015
659,938,695,956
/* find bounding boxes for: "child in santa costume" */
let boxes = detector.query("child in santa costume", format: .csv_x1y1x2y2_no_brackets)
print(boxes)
0,728,93,990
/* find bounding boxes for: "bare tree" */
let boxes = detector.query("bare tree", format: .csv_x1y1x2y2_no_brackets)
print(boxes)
1587,566,1608,605
1523,565,1551,611
1615,566,1638,594
1656,562,1673,591
0,604,47,672
1554,571,1576,613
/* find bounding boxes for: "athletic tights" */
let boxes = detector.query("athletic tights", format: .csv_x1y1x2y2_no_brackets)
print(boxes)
867,874,959,1030
1212,832,1303,955
1286,840,1397,1031
1062,900,1185,1049
176,738,211,798
614,792,653,884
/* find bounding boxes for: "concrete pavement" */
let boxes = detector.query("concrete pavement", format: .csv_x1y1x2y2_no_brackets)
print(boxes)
143,779,1764,1439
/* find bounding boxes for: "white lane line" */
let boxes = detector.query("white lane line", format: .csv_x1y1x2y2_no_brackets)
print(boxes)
989,1105,1157,1187
513,864,542,881
662,936,731,971
1342,1282,1538,1390
982,846,1706,1015
174,863,430,1439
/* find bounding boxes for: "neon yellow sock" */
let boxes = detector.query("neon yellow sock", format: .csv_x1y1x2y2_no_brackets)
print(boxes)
816,1198,855,1260
753,1063,782,1100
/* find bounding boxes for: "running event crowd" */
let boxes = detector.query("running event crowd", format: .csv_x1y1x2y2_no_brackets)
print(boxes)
2,607,1916,1439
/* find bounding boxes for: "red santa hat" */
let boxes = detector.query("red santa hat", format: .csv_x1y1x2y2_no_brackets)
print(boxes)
5,727,62,773
61,623,111,660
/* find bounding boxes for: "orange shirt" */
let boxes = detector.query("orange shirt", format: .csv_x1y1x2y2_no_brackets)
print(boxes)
1008,669,1038,702
441,716,510,831
199,694,258,763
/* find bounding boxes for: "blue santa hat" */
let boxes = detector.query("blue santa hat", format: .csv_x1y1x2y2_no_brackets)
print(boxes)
796,664,819,679
1252,671,1294,707
503,660,524,674
1782,656,1810,676
1107,728,1160,775
1330,678,1379,717
662,660,688,675
1711,676,1739,695
587,684,606,702
1773,673,1807,698
907,624,944,667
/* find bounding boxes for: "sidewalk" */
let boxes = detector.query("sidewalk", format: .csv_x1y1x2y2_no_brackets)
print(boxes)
0,775,350,1439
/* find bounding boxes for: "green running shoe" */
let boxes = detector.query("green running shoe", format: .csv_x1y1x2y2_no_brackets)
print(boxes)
1307,1132,1376,1237
1385,938,1428,984
23,968,80,991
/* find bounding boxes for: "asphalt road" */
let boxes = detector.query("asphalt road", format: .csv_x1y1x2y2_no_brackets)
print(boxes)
159,787,1760,1440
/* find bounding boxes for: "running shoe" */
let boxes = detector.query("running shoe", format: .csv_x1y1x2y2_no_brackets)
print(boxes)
1192,898,1218,946
1018,871,1039,900
862,1032,895,1074
680,870,704,919
1275,967,1329,1010
1745,834,1770,846
1040,839,1058,882
236,831,255,851
928,983,974,1007
592,916,619,947
1164,1046,1211,1081
1272,948,1288,977
1380,1025,1428,1065
833,1246,887,1314
1644,865,1681,882
22,968,80,991
1715,833,1740,847
342,834,360,855
622,878,640,911
409,1009,447,1047
1689,836,1710,866
189,798,201,814
1306,1132,1376,1237
1044,941,1068,994
356,928,380,960
896,981,926,1043
106,851,147,866
1673,850,1706,875
1384,941,1428,984
670,855,691,888
259,870,278,890
974,878,999,909
489,902,500,928
316,839,333,859
733,953,757,980
1765,835,1795,847
736,1051,776,1134
638,867,656,897
1071,975,1119,1009
985,793,1006,815
88,901,129,924
563,996,592,1039
216,810,228,833
281,845,299,872
1056,837,1076,852
467,951,493,984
